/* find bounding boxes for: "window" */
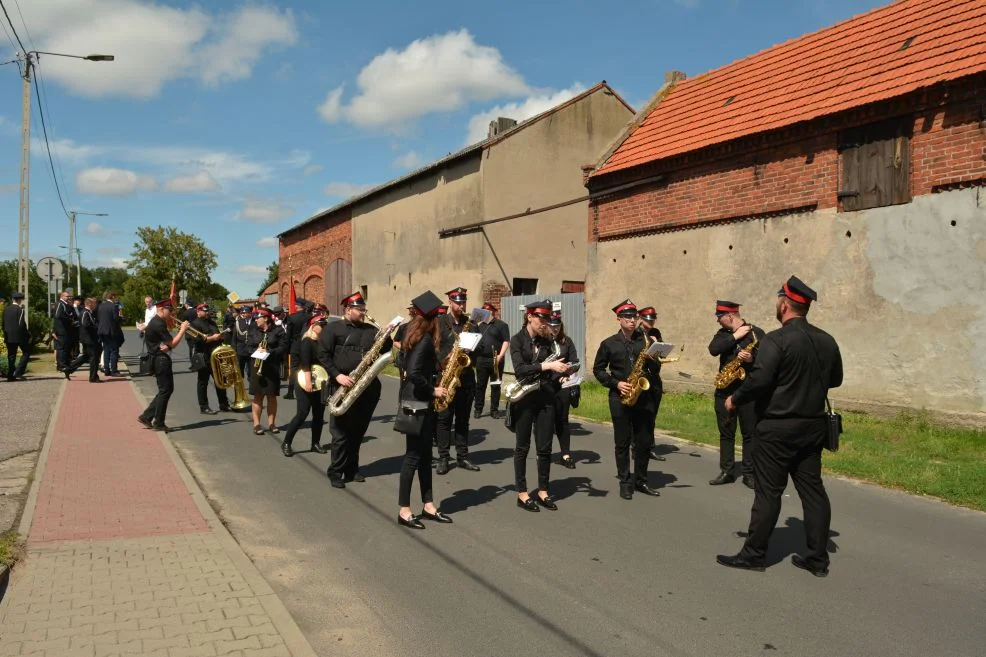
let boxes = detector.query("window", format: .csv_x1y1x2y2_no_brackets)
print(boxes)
561,280,585,293
512,278,538,295
838,118,912,211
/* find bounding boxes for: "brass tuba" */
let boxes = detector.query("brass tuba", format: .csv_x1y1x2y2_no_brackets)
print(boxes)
211,344,251,409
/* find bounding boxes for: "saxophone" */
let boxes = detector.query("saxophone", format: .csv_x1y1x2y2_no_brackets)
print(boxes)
504,340,560,403
714,334,759,389
433,315,474,413
327,315,398,416
621,339,654,407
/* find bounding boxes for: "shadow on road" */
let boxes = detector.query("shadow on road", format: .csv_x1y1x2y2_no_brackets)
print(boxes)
465,447,514,466
552,476,609,500
735,517,842,567
440,484,510,514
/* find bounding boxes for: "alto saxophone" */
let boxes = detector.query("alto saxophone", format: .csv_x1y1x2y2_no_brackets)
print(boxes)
714,334,759,389
433,317,474,413
621,340,654,407
327,314,398,416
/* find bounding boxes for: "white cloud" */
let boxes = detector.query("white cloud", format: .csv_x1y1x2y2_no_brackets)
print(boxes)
91,257,129,269
85,222,107,236
317,29,529,129
164,171,221,193
393,151,424,170
302,164,323,176
236,264,267,274
256,236,278,248
323,182,373,199
76,167,156,196
239,199,293,223
22,2,298,99
465,84,586,145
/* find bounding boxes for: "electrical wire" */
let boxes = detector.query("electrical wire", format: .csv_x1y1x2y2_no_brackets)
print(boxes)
0,0,26,54
11,0,35,51
34,61,74,210
32,72,71,218
0,10,17,55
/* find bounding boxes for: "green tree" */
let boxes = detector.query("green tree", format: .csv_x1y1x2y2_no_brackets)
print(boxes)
0,259,62,315
88,267,130,294
257,260,278,296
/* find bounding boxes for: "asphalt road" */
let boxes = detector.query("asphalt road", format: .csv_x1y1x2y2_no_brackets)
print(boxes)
122,333,986,657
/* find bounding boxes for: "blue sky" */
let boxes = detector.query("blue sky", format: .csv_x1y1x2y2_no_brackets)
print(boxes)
1,0,887,297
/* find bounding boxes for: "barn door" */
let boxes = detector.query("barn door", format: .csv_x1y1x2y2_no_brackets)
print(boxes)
324,259,352,311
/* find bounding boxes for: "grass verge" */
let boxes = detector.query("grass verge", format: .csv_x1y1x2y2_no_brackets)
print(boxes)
0,531,25,569
573,383,986,512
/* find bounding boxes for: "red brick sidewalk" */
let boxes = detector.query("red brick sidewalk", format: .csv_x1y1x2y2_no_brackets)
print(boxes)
30,378,209,543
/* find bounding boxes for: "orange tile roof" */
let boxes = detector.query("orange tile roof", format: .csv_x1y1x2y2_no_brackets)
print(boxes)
593,0,986,178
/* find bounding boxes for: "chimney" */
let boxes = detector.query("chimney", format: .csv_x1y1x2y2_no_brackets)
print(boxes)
581,164,595,186
665,70,687,84
488,117,518,139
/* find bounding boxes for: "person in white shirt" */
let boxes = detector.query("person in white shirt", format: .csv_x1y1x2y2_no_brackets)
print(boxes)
137,296,156,334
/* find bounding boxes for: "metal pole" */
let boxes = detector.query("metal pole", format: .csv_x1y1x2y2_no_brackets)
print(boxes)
76,248,83,297
17,55,32,327
47,261,53,318
68,211,75,294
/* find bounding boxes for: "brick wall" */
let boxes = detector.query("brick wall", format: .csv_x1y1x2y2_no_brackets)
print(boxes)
482,280,511,311
277,207,352,306
590,75,986,240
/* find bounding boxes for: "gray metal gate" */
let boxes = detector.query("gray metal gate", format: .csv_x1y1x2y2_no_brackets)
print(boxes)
499,292,585,374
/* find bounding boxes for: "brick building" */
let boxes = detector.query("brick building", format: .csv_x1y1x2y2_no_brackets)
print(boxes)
584,0,986,417
277,83,634,315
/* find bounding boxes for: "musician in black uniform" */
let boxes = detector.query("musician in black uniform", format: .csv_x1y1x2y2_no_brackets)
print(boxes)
247,308,287,435
283,299,312,400
190,303,231,415
3,291,29,381
281,315,330,457
637,306,668,462
511,300,572,511
137,298,189,432
319,291,391,488
68,295,83,361
232,306,253,379
708,300,766,489
222,305,235,345
64,297,102,382
717,276,843,577
435,287,481,475
474,302,510,419
592,299,662,500
52,290,74,371
548,309,580,469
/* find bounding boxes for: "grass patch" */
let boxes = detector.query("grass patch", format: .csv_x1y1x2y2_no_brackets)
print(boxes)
27,350,59,374
571,382,986,511
0,531,25,569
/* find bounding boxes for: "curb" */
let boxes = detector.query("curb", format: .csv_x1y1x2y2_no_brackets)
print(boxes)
127,377,318,657
16,380,67,539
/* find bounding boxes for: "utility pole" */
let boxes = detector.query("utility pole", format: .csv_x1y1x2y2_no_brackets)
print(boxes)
68,210,75,294
69,210,107,297
17,53,32,324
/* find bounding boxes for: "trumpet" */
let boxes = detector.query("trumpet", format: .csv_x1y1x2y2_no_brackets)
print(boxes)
253,332,269,376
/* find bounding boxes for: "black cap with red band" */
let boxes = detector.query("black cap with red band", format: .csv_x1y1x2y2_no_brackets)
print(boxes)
155,298,173,309
341,291,366,308
446,287,467,303
778,275,817,305
715,300,741,317
612,299,638,317
524,300,552,319
638,306,657,321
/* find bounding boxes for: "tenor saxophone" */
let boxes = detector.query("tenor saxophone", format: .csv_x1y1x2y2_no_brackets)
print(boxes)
714,334,758,389
327,315,398,416
621,342,653,407
433,317,474,413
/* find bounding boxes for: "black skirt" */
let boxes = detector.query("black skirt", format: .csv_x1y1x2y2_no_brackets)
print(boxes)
249,359,282,396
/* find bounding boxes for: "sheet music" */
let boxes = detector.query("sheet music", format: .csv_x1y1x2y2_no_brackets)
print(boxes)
470,308,492,324
250,350,270,360
561,369,583,389
458,332,481,352
648,342,675,359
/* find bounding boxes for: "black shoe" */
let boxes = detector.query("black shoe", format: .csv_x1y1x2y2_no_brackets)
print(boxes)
791,554,828,577
634,483,661,496
398,514,426,529
137,416,153,429
218,406,232,412
536,495,558,511
421,509,453,523
329,476,346,489
89,378,102,383
200,407,218,415
436,458,450,475
281,442,293,457
283,393,295,400
517,497,540,512
742,475,756,490
154,424,173,433
490,409,503,419
716,554,765,572
649,450,666,461
456,458,480,472
345,472,366,483
620,484,634,500
709,471,736,486
311,443,328,454
64,370,72,380
560,456,576,469
473,408,482,419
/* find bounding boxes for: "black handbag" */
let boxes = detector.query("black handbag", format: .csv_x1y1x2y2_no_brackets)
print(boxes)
569,385,581,409
190,352,207,372
138,339,154,376
394,400,429,436
799,326,843,452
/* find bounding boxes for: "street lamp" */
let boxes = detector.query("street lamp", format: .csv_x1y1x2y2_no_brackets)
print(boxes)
17,49,113,325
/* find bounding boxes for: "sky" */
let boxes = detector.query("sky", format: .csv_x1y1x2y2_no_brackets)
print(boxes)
0,0,890,298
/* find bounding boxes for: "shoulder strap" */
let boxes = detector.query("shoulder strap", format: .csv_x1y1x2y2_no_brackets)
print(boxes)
795,324,833,413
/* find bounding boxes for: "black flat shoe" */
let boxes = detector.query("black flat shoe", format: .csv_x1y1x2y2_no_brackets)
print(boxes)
536,495,558,511
154,424,173,433
473,409,482,419
218,406,232,412
283,393,295,400
281,442,293,457
791,554,829,577
345,472,366,483
421,509,453,523
200,407,218,415
709,471,736,486
716,554,765,572
398,514,426,529
311,443,328,454
456,458,480,472
620,484,634,500
560,456,576,469
436,458,449,475
64,371,71,380
517,497,540,512
490,410,504,419
634,483,661,497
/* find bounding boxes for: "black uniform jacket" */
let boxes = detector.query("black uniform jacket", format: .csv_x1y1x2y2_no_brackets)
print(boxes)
298,337,318,374
247,325,287,368
476,319,510,360
53,299,76,336
2,303,28,344
439,312,479,367
550,335,579,384
232,317,253,357
96,301,119,339
190,317,223,355
317,320,392,379
510,329,560,398
79,309,100,346
144,316,173,355
403,333,439,403
286,310,309,357
731,317,843,420
645,327,664,388
708,323,767,397
592,329,660,408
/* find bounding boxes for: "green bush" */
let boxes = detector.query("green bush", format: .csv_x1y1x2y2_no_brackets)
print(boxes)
28,311,52,350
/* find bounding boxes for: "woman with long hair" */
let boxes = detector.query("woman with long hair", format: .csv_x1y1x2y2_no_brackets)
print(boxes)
281,315,330,457
397,291,452,530
548,310,579,469
247,308,287,435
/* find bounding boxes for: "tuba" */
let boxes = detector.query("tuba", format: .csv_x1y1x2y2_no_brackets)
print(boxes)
211,344,251,409
327,314,401,416
714,334,758,389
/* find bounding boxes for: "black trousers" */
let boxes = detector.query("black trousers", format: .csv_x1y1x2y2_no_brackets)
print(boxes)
553,387,572,456
285,355,299,396
54,332,69,370
283,388,325,448
714,394,757,475
139,354,174,426
739,418,832,569
649,385,666,448
399,412,436,507
236,353,250,381
66,343,102,381
5,342,29,379
514,393,554,492
474,357,502,413
327,377,381,481
610,395,654,486
437,376,474,460
196,366,229,409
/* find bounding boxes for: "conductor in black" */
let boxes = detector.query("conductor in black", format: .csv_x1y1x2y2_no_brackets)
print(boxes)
716,276,843,577
708,301,766,489
592,299,663,500
435,286,480,475
319,291,391,488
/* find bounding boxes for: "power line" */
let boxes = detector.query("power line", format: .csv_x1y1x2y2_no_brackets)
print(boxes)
11,0,35,51
0,0,26,54
32,71,71,218
0,10,16,55
34,61,73,210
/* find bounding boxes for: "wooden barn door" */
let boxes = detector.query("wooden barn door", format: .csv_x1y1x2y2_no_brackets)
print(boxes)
324,259,352,312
